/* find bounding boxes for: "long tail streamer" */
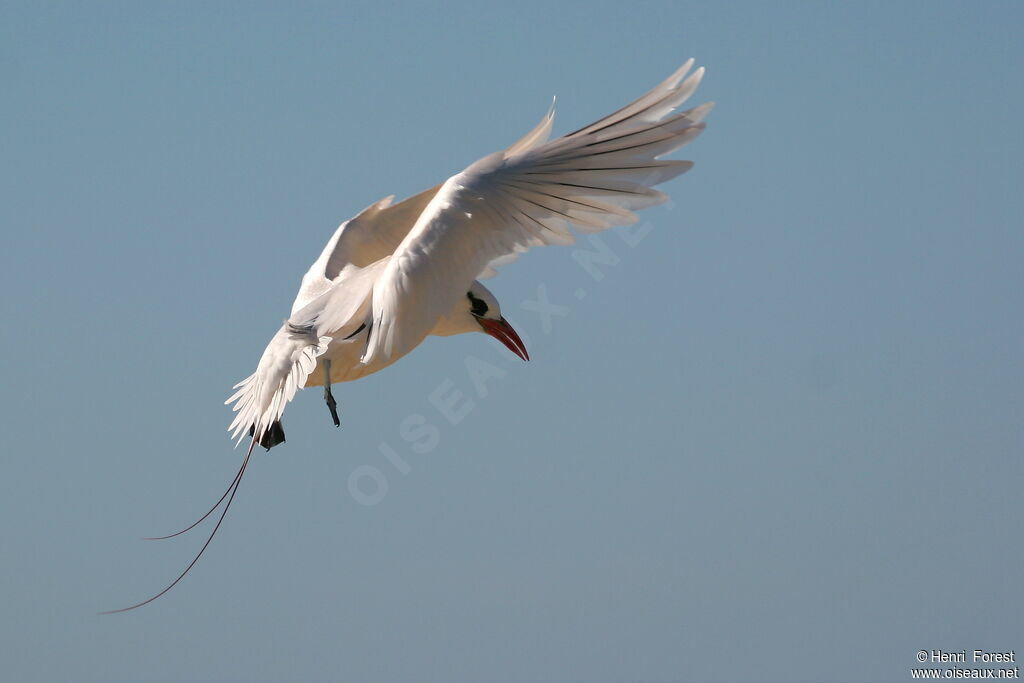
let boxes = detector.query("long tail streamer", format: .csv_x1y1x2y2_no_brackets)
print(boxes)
99,435,257,614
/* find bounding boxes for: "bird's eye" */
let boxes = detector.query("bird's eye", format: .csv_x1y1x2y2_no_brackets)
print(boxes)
467,292,488,317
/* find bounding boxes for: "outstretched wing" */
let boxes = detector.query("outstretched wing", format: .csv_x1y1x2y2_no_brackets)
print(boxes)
362,60,711,365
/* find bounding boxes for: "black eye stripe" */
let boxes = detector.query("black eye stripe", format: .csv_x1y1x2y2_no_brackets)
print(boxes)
467,291,488,317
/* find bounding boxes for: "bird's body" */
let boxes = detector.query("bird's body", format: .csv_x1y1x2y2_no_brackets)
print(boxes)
105,58,711,613
227,59,711,449
283,284,490,388
303,289,494,386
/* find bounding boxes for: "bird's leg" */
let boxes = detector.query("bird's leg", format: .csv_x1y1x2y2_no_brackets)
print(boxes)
322,360,340,427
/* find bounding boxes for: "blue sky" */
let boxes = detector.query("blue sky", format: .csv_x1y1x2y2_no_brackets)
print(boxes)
1,2,1021,681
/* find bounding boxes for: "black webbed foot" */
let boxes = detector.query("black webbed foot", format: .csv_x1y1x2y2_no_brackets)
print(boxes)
324,385,340,427
250,421,286,451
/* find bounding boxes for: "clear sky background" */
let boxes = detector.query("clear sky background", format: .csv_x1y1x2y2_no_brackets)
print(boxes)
2,2,1021,682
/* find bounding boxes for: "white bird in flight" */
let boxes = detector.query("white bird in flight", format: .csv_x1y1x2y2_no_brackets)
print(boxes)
105,59,711,613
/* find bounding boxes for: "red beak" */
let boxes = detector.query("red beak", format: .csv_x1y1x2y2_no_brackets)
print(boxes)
478,316,529,361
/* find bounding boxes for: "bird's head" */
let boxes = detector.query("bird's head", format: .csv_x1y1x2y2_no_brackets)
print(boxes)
432,281,529,361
